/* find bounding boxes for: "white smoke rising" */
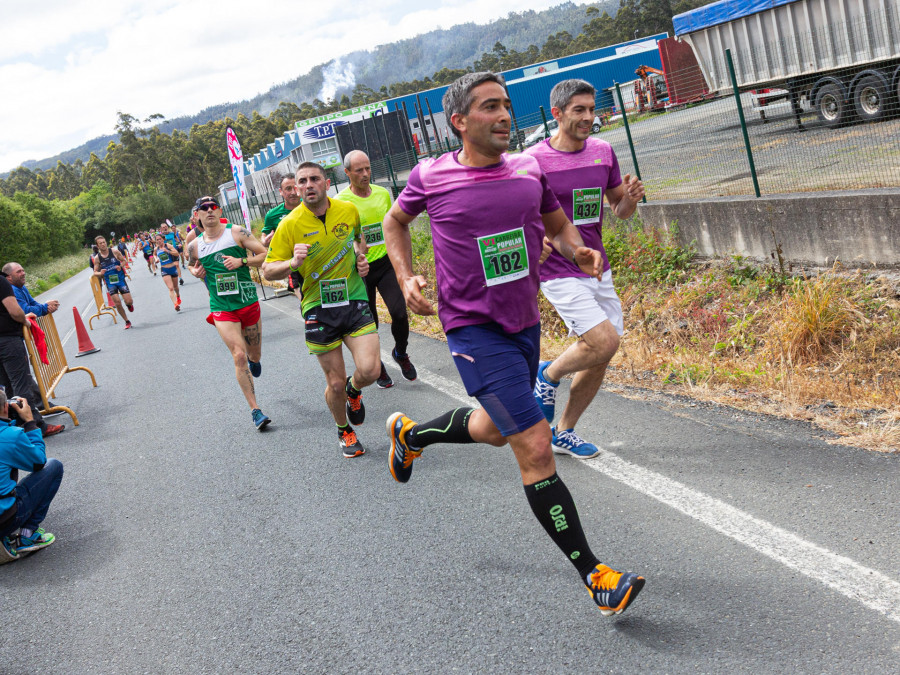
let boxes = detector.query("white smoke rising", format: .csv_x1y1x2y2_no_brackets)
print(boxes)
318,59,356,102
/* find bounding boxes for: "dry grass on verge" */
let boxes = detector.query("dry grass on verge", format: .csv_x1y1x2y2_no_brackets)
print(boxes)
405,215,900,453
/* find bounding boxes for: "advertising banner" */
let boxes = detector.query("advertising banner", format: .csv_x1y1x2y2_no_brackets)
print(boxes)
226,126,252,226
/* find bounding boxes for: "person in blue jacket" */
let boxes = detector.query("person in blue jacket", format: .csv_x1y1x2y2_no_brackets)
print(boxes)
0,391,63,558
2,262,60,318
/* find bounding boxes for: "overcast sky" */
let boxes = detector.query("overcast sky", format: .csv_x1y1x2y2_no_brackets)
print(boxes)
0,0,562,174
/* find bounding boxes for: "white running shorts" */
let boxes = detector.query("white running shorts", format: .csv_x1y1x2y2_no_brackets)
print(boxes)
540,270,623,338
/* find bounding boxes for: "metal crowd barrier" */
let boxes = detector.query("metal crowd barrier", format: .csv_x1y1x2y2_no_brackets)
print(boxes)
22,312,97,426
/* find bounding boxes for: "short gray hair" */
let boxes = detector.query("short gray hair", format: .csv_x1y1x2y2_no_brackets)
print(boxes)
342,150,368,172
550,79,596,112
442,71,506,139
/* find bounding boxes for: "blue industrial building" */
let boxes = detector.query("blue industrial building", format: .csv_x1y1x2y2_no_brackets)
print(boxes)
228,33,668,209
386,33,667,143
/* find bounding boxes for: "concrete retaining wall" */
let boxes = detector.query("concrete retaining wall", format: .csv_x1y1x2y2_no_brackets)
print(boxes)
632,189,900,269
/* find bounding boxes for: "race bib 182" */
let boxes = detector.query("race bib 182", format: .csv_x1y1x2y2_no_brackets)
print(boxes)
477,227,529,287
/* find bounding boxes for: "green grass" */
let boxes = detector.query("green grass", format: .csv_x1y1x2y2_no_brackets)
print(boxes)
25,250,92,295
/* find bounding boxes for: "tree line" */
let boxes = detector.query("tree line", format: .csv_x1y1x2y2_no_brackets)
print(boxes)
0,0,706,245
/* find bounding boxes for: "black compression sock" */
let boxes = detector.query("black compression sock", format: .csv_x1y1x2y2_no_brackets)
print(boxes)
406,407,475,449
524,473,600,579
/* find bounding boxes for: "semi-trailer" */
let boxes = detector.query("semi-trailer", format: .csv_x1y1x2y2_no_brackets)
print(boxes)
673,0,900,127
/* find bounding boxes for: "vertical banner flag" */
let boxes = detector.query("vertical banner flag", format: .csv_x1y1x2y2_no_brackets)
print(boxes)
226,126,252,226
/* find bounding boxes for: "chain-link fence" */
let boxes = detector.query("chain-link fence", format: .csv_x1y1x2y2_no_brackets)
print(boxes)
597,52,900,200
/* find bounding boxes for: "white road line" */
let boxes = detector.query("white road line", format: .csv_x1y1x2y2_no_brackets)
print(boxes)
584,450,900,623
399,357,900,625
261,298,900,623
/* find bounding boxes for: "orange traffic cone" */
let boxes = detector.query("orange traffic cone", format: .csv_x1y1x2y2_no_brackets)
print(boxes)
106,292,114,308
73,307,101,357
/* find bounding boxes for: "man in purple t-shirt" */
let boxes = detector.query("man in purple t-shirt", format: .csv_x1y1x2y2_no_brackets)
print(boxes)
525,79,644,458
381,72,645,616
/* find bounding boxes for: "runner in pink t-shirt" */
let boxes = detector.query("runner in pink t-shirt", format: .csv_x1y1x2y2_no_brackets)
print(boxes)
381,72,646,616
524,79,645,460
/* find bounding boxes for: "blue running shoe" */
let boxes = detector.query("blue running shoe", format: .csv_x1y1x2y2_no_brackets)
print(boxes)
16,528,55,554
248,359,262,378
585,564,645,616
552,427,600,459
251,408,271,431
533,360,558,423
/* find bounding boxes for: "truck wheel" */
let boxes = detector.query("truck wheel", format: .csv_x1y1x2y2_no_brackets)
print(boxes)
591,123,601,133
853,73,889,122
815,83,848,127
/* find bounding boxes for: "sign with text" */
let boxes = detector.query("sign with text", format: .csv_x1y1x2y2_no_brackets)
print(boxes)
226,126,251,226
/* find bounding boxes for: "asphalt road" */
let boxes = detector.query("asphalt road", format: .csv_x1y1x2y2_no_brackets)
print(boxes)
1,260,899,673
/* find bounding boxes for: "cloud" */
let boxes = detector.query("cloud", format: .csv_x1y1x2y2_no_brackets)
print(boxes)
0,0,570,172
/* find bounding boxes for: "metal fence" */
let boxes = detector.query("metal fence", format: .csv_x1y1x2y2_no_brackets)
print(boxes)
176,44,899,226
598,56,900,200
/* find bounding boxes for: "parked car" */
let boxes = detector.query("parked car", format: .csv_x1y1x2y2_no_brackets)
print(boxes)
523,119,559,147
522,115,603,147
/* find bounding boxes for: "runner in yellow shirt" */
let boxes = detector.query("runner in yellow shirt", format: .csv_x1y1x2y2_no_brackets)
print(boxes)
263,162,380,458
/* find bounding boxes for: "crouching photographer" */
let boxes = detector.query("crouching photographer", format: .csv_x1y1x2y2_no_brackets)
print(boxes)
0,389,63,561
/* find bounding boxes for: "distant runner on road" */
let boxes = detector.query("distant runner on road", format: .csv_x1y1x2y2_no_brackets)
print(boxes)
154,234,182,312
382,71,645,616
93,236,134,330
140,234,157,275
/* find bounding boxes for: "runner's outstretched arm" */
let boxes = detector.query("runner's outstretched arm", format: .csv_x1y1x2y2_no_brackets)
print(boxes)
383,203,434,316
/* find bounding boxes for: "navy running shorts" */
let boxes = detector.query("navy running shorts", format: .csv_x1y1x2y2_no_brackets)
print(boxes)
446,322,545,437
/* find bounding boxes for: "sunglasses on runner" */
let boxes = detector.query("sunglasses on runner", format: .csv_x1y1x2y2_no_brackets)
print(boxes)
198,202,219,211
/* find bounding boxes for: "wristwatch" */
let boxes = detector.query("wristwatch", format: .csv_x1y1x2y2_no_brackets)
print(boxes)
241,257,248,266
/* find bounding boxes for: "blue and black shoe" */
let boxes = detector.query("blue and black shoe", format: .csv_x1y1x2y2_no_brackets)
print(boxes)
248,358,262,378
252,408,271,431
585,564,645,616
387,412,421,483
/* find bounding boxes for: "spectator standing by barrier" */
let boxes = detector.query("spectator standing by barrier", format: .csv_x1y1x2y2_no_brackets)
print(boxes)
0,273,63,437
3,263,60,318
